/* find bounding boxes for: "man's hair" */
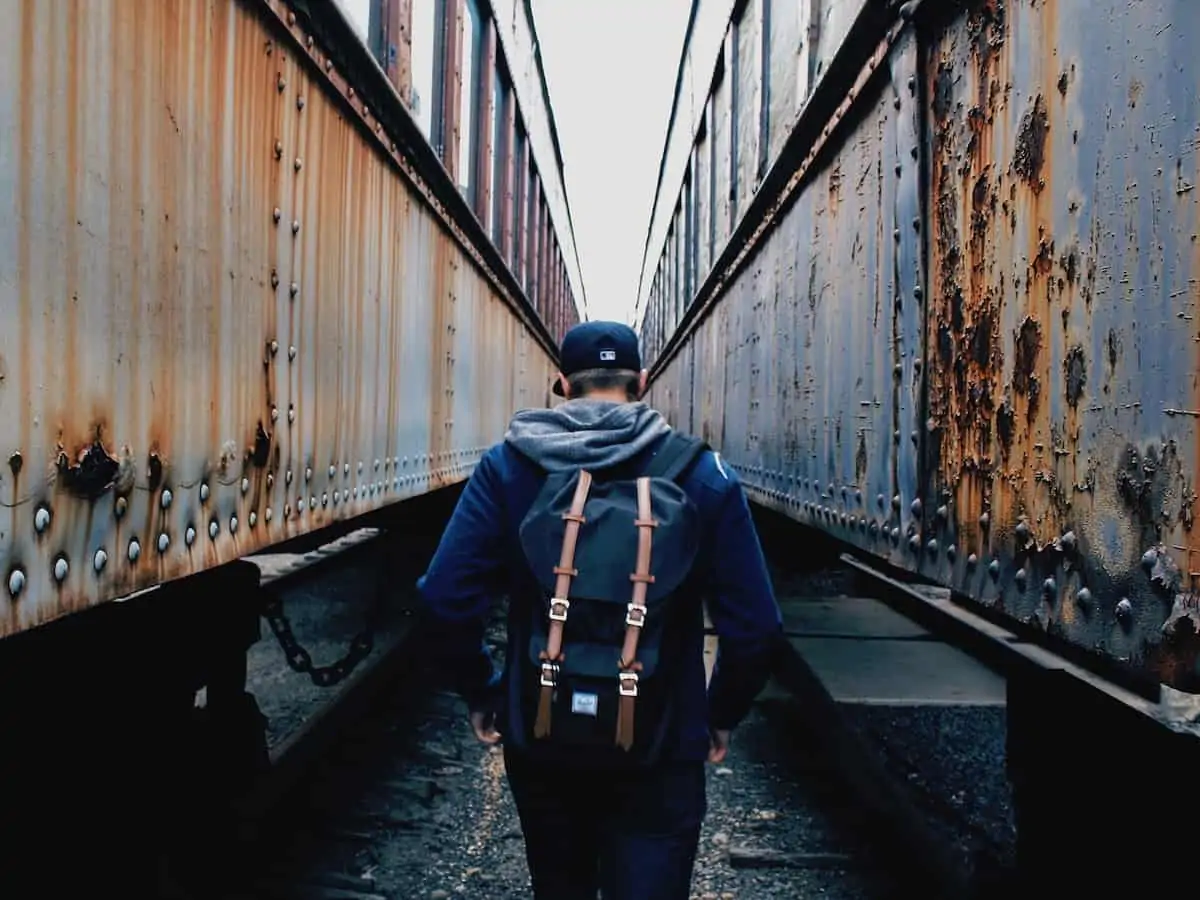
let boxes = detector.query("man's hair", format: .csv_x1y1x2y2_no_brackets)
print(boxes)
566,367,641,401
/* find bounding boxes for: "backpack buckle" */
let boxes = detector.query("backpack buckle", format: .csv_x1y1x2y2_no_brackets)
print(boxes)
548,597,570,622
540,661,560,687
618,671,639,697
625,603,646,627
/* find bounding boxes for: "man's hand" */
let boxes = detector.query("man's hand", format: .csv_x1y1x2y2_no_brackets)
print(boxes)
469,708,501,744
707,728,730,764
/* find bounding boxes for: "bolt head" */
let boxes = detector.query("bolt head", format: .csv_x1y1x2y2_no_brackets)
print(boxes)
8,569,25,597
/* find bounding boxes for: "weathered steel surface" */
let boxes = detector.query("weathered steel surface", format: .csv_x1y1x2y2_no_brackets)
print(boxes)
0,0,559,639
649,23,926,573
640,0,1200,690
922,0,1200,688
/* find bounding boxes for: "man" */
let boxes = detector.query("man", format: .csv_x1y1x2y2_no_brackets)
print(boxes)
415,320,783,899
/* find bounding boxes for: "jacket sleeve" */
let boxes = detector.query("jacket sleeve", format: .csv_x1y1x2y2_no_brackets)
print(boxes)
702,458,784,731
415,446,507,712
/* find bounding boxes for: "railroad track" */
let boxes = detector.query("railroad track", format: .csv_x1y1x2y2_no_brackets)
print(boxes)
176,503,981,900
215,603,922,900
146,497,1033,900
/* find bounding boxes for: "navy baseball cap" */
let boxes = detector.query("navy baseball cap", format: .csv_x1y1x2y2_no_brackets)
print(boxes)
553,320,643,396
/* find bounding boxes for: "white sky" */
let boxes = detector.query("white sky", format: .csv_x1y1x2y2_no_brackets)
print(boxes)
336,0,691,324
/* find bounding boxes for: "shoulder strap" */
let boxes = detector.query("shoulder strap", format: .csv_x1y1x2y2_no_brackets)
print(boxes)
642,431,708,483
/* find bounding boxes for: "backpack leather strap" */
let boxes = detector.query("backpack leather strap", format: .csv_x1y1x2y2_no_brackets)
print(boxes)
533,469,593,739
615,475,657,750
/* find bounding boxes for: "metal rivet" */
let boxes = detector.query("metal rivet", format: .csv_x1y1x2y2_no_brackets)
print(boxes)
1116,597,1133,622
1015,521,1030,542
276,74,286,92
265,507,273,523
128,539,141,562
296,96,305,111
322,492,328,507
230,516,238,534
89,547,108,574
1015,567,1028,589
34,506,51,534
344,463,350,476
200,483,210,502
158,488,172,509
249,511,257,527
8,568,25,597
979,512,990,528
353,487,359,499
1141,548,1157,571
375,459,380,470
1042,577,1056,598
892,494,901,509
209,520,219,540
294,157,303,171
289,281,298,298
115,496,127,518
1061,530,1077,553
967,552,978,568
890,527,900,543
185,526,196,546
288,345,297,360
158,533,170,554
911,498,922,517
358,461,364,473
1076,587,1092,606
272,207,281,224
305,467,312,481
287,10,295,25
53,557,68,583
309,495,316,509
936,504,947,520
909,535,920,553
241,477,249,494
926,539,938,556
328,465,336,478
288,407,295,424
286,470,293,485
343,489,349,501
274,140,283,159
271,406,279,422
291,220,300,235
946,544,956,562
267,472,274,489
988,559,1000,580
269,339,279,355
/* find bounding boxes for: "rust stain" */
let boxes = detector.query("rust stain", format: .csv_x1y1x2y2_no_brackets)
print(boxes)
0,0,566,640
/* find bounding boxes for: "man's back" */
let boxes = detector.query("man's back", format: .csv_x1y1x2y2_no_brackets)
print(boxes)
414,319,781,900
416,401,781,764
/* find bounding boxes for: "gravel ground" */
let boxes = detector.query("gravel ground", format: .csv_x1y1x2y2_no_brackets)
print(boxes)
226,601,915,900
764,551,1018,893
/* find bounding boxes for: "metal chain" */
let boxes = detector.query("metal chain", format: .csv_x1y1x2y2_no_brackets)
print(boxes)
259,543,391,688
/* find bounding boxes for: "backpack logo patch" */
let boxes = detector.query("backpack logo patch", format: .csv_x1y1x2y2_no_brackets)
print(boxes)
571,692,599,717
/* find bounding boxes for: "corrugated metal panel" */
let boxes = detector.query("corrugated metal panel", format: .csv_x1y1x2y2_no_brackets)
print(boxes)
923,0,1200,686
642,0,1200,690
0,0,557,639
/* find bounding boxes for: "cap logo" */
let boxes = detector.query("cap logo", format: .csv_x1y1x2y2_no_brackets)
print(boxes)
599,349,616,361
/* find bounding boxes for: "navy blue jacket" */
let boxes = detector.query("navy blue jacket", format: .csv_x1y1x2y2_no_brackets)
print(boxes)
415,431,783,762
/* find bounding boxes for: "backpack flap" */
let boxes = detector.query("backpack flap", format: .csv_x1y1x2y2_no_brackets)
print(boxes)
518,475,701,606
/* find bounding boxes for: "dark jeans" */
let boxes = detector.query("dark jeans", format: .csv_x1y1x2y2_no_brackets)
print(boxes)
503,746,707,900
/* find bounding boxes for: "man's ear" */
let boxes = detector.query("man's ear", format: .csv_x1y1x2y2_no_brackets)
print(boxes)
558,373,571,398
637,369,648,399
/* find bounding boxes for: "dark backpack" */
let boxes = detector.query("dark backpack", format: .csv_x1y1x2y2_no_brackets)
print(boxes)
515,431,708,767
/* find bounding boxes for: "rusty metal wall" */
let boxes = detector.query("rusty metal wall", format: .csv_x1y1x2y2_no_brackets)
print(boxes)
0,0,561,640
641,0,1200,691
